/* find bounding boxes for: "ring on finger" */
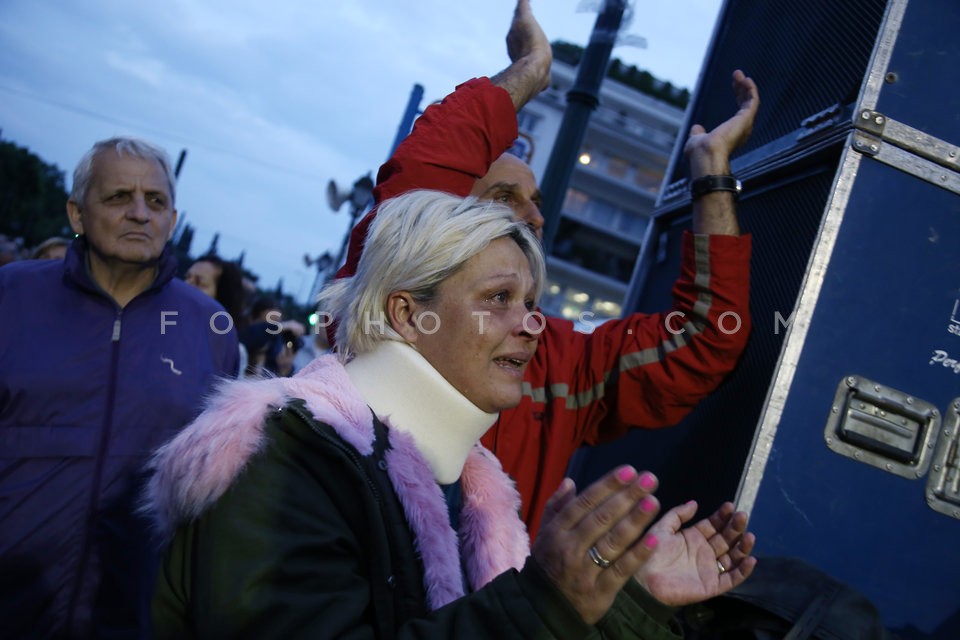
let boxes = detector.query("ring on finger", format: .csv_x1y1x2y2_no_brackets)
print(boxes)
717,560,727,574
588,545,612,569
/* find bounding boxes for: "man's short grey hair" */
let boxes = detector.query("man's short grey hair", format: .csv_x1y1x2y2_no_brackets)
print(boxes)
319,190,545,360
70,137,176,206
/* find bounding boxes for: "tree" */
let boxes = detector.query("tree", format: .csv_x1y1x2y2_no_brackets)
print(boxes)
0,139,71,247
551,41,690,109
552,40,585,67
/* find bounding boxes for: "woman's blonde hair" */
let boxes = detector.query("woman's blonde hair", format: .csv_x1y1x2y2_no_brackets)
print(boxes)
319,190,545,360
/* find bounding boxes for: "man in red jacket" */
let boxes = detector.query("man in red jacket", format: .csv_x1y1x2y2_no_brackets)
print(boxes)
336,0,759,538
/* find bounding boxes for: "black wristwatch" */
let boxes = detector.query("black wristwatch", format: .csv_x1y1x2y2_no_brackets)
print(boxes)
690,175,742,200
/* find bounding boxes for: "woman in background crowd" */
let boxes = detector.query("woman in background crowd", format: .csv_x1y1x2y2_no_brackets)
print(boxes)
30,236,70,260
185,254,249,376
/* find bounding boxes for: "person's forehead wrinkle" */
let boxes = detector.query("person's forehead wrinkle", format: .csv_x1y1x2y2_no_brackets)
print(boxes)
482,180,520,195
483,271,522,284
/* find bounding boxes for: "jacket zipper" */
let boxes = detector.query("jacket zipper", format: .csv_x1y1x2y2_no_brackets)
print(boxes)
65,310,124,630
287,403,383,505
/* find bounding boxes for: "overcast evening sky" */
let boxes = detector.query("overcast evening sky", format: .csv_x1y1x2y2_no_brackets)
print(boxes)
0,0,722,303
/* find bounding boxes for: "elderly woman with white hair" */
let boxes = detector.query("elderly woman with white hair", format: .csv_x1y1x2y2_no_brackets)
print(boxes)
144,190,756,639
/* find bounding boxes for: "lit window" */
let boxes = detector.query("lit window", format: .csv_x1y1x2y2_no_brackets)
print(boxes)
561,305,580,320
607,156,632,180
635,164,665,193
562,188,590,216
593,300,623,318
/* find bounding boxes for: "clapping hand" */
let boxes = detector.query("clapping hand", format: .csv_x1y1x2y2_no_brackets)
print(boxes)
532,467,661,624
635,501,757,606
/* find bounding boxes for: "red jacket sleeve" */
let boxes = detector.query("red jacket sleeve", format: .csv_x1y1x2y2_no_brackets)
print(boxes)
334,77,518,285
550,232,752,445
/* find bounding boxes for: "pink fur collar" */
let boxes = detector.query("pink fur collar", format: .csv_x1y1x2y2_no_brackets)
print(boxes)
143,353,529,609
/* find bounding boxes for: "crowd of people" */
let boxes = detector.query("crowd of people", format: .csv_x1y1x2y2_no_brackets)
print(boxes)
1,1,766,637
0,233,71,265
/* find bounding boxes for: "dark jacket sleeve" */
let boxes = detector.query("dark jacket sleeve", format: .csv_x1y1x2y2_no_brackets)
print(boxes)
596,580,683,640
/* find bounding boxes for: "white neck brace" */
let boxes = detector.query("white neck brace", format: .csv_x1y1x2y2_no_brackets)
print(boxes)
345,340,498,483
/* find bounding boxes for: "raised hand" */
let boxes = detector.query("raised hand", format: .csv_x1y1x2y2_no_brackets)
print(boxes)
686,69,759,234
493,0,552,110
506,0,551,63
531,466,661,624
684,69,760,176
635,501,757,606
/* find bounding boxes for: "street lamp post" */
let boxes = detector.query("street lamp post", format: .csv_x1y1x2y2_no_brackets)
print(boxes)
539,0,628,255
303,251,333,305
325,172,374,283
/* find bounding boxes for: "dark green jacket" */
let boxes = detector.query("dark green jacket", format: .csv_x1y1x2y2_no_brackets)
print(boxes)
144,356,681,639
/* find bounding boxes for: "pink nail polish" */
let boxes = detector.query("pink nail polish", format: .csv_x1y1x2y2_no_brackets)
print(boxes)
616,466,637,483
641,497,657,513
643,534,658,549
639,472,656,490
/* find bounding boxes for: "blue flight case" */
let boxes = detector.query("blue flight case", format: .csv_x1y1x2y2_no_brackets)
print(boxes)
569,0,960,636
739,0,960,634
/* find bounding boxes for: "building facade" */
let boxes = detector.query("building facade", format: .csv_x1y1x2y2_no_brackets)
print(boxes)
511,60,685,326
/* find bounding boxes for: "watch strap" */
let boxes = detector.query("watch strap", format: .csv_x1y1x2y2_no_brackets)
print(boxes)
690,174,742,200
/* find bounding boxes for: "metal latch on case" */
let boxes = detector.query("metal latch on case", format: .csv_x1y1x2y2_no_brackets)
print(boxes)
927,400,960,519
825,375,940,479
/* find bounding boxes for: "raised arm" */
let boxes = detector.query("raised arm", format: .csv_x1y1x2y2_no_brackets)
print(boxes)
686,69,760,235
490,0,553,111
380,0,551,200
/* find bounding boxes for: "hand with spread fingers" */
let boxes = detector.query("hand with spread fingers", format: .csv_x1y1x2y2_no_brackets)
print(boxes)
531,466,661,624
635,500,758,606
684,68,760,235
684,69,760,176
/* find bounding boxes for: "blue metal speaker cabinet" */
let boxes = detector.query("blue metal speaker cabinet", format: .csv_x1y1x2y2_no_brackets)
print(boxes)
737,1,960,637
570,0,959,636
